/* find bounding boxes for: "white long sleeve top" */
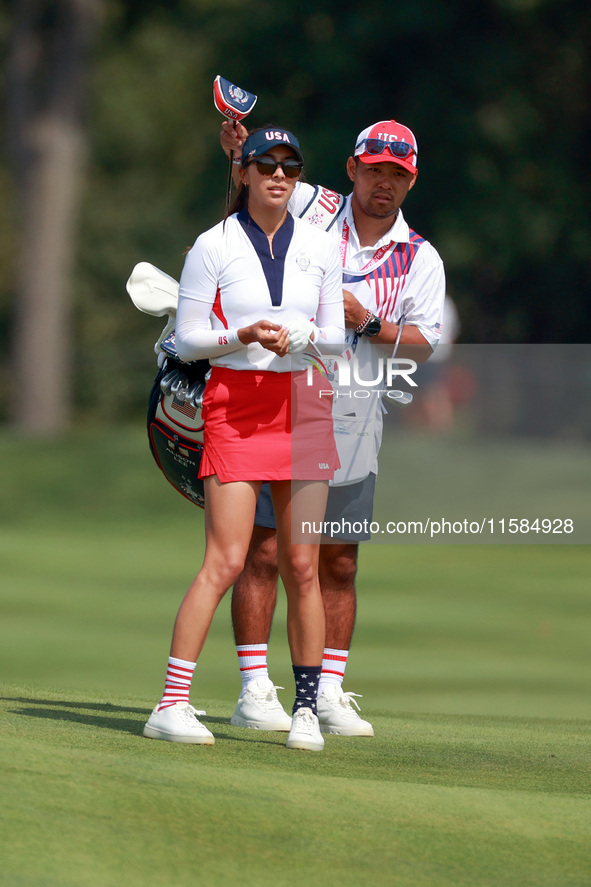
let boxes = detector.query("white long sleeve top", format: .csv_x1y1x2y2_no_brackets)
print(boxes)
175,208,345,371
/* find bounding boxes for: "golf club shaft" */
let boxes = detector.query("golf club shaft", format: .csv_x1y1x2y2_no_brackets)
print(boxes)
392,314,406,360
307,337,324,360
225,122,236,213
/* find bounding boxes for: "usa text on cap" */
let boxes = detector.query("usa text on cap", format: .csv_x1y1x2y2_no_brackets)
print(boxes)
354,120,418,174
242,128,304,165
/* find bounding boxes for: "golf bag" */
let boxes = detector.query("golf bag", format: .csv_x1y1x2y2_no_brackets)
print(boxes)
147,356,210,509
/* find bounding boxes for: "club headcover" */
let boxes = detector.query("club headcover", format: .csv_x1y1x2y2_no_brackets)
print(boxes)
213,75,258,121
126,262,179,317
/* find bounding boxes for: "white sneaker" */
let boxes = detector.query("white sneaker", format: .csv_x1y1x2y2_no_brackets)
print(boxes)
317,685,374,736
285,706,324,751
143,702,215,744
230,677,292,731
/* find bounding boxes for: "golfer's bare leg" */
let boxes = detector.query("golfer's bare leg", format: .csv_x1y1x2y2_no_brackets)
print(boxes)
231,526,278,645
170,476,261,662
270,480,327,666
231,535,358,650
318,543,358,650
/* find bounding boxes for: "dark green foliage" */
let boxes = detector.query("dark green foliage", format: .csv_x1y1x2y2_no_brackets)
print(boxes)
1,0,590,421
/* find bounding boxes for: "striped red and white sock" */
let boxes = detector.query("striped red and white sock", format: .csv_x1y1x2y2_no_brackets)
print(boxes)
157,656,196,711
318,647,349,695
236,644,269,695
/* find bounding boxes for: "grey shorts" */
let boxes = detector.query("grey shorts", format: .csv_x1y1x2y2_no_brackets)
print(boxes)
254,473,377,542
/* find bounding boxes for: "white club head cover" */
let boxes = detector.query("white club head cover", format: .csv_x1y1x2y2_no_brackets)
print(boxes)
286,318,315,354
126,262,179,317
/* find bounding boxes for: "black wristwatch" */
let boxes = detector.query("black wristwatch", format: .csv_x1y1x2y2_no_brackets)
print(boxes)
363,314,382,337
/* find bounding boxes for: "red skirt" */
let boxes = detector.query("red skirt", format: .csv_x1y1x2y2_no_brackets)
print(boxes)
199,367,340,482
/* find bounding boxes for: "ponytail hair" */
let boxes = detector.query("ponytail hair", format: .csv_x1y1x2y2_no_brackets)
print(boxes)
227,183,249,218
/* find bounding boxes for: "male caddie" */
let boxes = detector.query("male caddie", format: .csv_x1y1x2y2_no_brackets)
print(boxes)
220,120,446,736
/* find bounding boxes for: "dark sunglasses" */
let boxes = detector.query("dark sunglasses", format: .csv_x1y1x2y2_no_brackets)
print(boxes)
247,156,303,178
356,139,417,159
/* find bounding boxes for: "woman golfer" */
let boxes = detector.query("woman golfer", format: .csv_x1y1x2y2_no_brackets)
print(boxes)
143,127,344,751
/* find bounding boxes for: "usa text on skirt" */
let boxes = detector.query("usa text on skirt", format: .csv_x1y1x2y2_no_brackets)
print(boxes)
199,367,339,482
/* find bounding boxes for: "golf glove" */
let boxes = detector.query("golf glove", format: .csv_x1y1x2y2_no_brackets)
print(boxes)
285,318,318,354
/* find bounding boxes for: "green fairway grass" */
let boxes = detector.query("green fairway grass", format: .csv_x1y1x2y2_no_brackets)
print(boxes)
1,686,590,887
1,428,590,885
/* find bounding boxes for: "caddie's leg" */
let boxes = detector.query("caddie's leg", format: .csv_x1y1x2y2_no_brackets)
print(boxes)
231,526,278,688
229,526,293,732
319,543,358,654
316,542,373,737
318,543,358,696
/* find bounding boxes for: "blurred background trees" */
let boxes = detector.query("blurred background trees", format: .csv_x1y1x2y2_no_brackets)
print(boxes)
6,0,103,432
0,0,589,431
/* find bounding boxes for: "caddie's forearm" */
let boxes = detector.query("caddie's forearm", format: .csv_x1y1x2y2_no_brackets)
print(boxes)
372,321,433,363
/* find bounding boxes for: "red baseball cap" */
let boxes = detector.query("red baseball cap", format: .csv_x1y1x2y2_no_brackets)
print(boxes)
354,120,418,174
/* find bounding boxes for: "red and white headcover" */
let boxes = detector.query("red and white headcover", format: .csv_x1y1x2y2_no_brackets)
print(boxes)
213,75,258,122
354,120,418,174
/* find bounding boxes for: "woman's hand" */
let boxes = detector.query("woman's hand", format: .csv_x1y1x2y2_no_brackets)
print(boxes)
238,321,290,357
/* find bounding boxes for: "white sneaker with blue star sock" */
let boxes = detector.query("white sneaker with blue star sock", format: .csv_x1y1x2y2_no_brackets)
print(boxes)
285,706,324,751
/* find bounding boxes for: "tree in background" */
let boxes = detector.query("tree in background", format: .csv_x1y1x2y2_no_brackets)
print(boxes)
5,0,103,433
